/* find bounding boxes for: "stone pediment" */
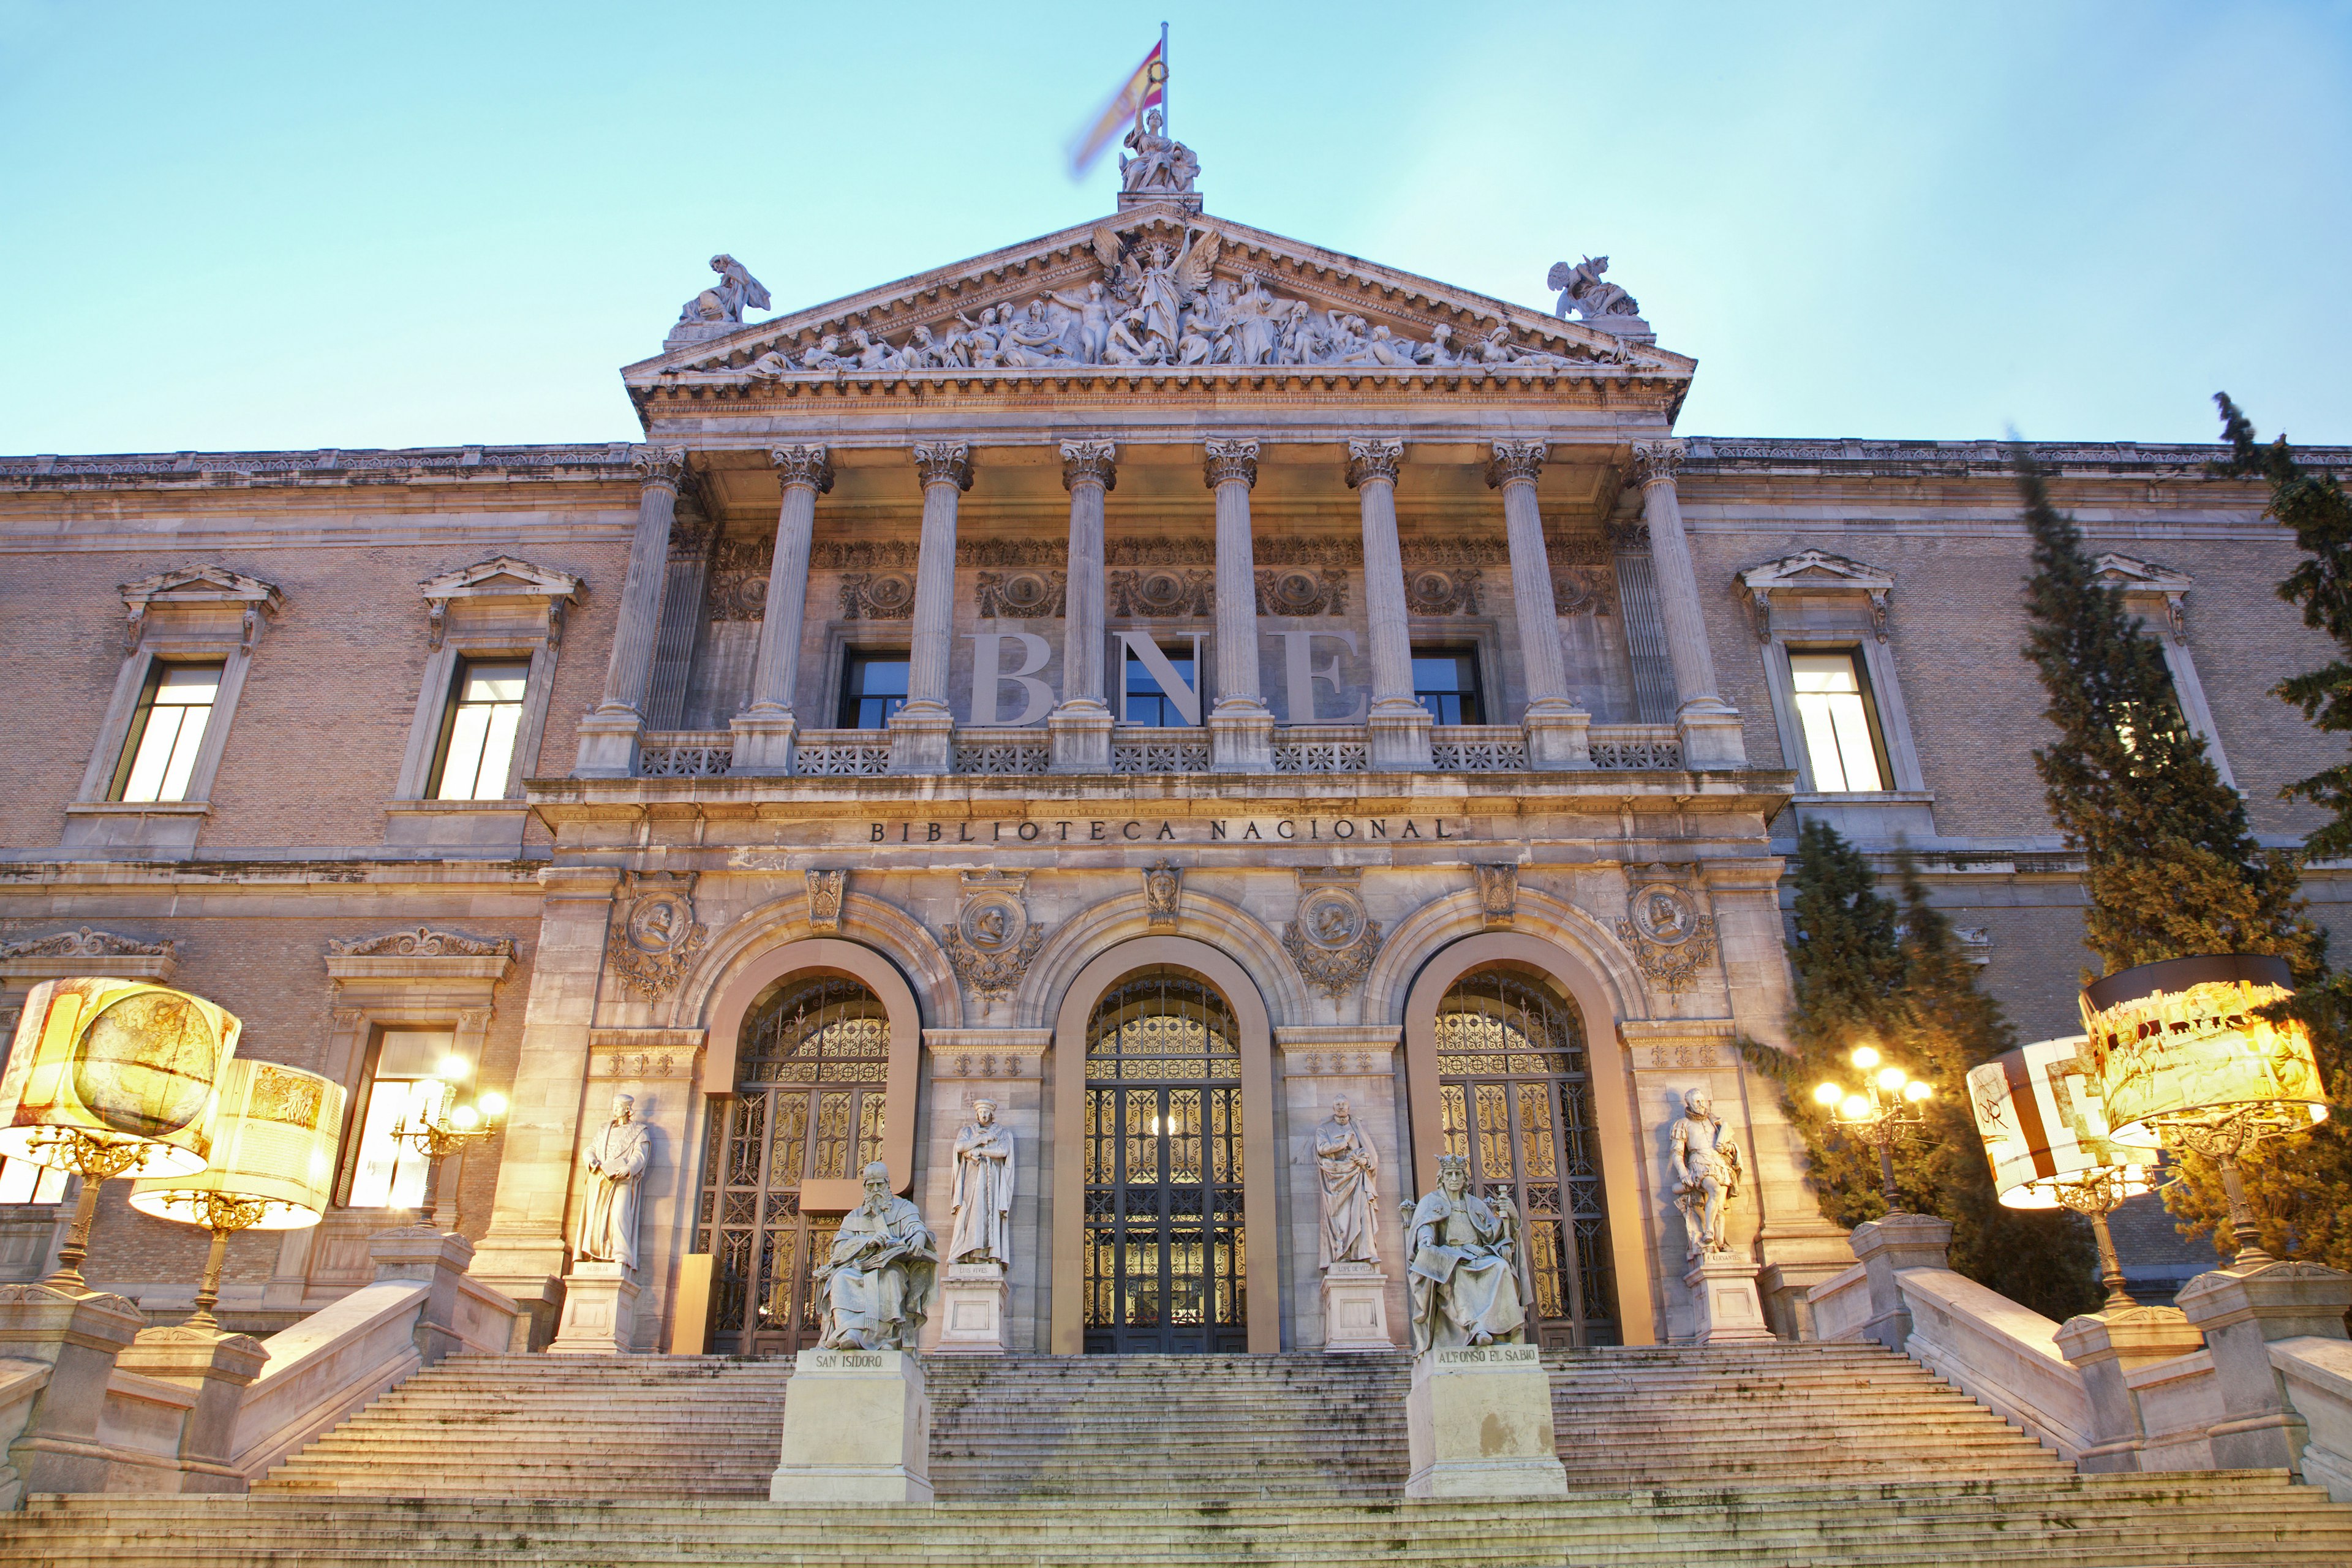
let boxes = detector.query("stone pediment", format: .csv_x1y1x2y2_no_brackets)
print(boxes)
1738,550,1894,596
622,206,1694,400
2090,552,2192,596
418,557,584,605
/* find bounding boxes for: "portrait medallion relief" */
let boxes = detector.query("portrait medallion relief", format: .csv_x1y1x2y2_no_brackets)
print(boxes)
974,570,1067,619
1254,567,1346,618
1615,878,1719,996
1107,568,1215,618
606,878,709,1001
1283,871,1384,998
840,572,916,620
1403,567,1482,617
941,870,1047,998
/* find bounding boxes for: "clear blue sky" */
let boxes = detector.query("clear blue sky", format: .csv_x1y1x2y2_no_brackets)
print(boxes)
4,1,2347,454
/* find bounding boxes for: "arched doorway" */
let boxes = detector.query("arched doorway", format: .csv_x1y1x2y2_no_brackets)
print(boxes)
696,974,889,1354
1431,968,1620,1346
1081,970,1248,1354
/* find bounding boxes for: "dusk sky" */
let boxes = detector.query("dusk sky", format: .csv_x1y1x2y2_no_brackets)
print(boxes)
4,1,2348,454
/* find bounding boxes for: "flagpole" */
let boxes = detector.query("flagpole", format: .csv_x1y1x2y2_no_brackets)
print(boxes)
1159,20,1170,141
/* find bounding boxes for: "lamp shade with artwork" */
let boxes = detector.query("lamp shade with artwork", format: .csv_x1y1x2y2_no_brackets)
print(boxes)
1967,1035,2158,1210
129,1058,344,1230
0,976,238,1180
2080,954,2328,1145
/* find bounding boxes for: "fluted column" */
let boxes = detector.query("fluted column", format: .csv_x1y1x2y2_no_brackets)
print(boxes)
888,441,972,774
1348,439,1431,771
1204,439,1273,772
1049,439,1117,772
1631,439,1746,769
730,445,832,775
1487,440,1590,771
574,445,686,777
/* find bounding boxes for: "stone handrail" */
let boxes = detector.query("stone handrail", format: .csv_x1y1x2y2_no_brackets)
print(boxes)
227,1280,429,1480
1805,1261,1871,1343
2128,1347,2222,1470
2271,1337,2352,1501
1895,1267,2095,1460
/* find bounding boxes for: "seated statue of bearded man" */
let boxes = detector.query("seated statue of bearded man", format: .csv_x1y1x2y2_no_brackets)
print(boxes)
1407,1154,1528,1352
813,1161,939,1351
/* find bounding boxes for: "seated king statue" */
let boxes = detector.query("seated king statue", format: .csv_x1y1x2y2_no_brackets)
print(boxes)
1408,1153,1528,1352
813,1161,939,1351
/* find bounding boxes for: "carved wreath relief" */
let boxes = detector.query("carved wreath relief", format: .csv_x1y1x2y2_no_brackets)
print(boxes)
975,570,1067,619
606,881,709,1001
1284,870,1384,998
840,573,916,620
1254,568,1346,617
1404,568,1482,617
941,872,1047,998
1107,568,1215,618
1615,881,1719,995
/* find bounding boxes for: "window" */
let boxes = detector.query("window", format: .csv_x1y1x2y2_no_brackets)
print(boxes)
837,651,910,729
1122,644,1196,726
110,662,224,802
1790,650,1887,793
428,660,530,799
343,1028,456,1209
1412,647,1485,725
0,1157,67,1205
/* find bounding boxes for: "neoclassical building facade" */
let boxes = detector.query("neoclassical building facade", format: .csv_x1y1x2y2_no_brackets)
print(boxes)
0,173,2339,1354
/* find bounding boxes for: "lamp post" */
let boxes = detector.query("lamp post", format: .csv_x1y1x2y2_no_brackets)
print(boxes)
386,1052,505,1230
0,979,239,1293
1811,1043,1934,1212
2080,954,2329,1269
129,1059,345,1330
1966,1036,2158,1313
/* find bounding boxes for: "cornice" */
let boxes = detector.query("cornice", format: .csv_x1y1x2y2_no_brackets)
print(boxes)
1679,437,2352,481
0,445,641,496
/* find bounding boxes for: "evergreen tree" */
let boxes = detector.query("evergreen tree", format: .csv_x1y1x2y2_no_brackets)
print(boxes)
2015,443,2339,1263
1746,820,2098,1321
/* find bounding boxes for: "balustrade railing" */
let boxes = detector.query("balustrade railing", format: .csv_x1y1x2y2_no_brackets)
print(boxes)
638,731,734,777
1271,725,1371,774
793,728,892,776
1430,725,1529,772
1588,724,1684,771
951,729,1051,775
1109,727,1212,775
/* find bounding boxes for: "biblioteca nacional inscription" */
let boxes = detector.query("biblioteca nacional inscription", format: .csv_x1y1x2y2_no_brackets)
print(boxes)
865,817,1465,844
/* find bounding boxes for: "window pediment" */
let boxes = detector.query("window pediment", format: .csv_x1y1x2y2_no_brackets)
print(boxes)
119,565,285,650
1738,550,1894,643
419,557,585,648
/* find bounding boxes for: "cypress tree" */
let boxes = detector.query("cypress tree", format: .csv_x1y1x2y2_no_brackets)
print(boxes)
1746,820,2098,1321
2015,442,2339,1263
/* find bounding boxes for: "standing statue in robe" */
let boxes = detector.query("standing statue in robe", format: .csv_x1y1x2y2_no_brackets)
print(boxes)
575,1093,652,1271
948,1099,1016,1267
1407,1154,1528,1352
1669,1087,1742,1260
1314,1098,1381,1268
814,1161,938,1350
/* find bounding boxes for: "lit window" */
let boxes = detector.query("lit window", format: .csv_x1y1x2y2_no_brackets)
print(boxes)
111,662,224,802
837,652,910,729
433,660,530,799
344,1029,456,1210
1123,644,1196,726
1412,647,1485,725
0,1157,67,1205
1790,650,1887,793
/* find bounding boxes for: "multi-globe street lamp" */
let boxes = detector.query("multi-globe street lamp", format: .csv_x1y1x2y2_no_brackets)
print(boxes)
1812,1043,1934,1211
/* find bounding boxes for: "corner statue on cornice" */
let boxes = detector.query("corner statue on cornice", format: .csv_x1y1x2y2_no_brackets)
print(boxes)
1549,255,1650,337
1119,108,1199,195
679,254,770,326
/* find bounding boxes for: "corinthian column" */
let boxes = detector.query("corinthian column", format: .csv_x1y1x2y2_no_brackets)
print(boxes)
1204,439,1273,772
1631,439,1745,769
1348,439,1431,771
1049,439,1117,773
730,445,832,775
575,445,687,777
1486,440,1589,771
888,441,972,774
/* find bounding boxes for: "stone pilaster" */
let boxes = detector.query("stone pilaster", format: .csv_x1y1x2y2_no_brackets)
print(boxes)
1348,439,1431,771
1204,439,1272,772
575,445,686,777
731,445,832,775
1049,440,1117,773
1630,440,1745,770
1486,440,1589,770
889,442,971,774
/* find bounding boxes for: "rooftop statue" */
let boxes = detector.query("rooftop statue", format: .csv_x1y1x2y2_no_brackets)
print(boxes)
1118,108,1199,195
1548,255,1648,333
678,253,771,327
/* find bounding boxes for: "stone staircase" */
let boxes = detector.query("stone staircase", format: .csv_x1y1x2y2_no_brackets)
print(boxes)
1,1342,2348,1565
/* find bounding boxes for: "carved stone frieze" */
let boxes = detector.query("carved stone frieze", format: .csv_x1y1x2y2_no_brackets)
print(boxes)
0,927,176,961
1254,568,1346,617
605,880,709,1002
807,870,846,935
1403,567,1482,617
1107,568,1215,618
1615,878,1718,995
1551,566,1616,617
840,573,917,620
1143,861,1183,929
941,871,1046,998
325,927,515,959
812,541,919,571
1471,864,1518,928
976,570,1067,619
1283,870,1383,998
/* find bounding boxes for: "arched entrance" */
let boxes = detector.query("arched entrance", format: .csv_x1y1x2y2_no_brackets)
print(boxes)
696,974,889,1354
1432,968,1619,1346
1081,970,1247,1354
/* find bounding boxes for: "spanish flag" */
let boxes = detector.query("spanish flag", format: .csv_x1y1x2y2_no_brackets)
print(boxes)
1067,37,1167,178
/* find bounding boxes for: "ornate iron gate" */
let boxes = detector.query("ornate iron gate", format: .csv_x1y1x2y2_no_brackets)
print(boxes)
1433,969,1620,1347
1082,971,1247,1353
695,975,888,1354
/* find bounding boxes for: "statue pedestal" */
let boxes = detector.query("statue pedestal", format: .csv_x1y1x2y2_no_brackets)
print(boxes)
930,1262,1008,1355
548,1262,638,1355
1321,1263,1395,1352
1683,1256,1774,1344
771,1349,933,1504
1403,1344,1568,1500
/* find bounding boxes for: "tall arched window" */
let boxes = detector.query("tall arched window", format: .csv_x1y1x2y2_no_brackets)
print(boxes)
1433,968,1619,1346
1082,970,1246,1354
696,974,889,1354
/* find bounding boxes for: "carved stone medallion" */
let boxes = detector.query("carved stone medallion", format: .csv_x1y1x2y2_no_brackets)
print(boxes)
1107,568,1215,618
1254,567,1346,617
1615,880,1719,995
840,572,916,620
975,570,1067,619
807,870,846,935
1283,870,1383,998
1551,566,1616,617
941,871,1047,998
1404,568,1482,616
606,880,709,1001
1143,860,1182,929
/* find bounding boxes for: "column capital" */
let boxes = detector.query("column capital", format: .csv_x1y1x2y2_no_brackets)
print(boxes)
1202,438,1261,490
912,441,974,492
1630,438,1687,486
770,444,834,495
1484,439,1548,489
629,445,688,489
1059,439,1118,492
1344,439,1403,489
